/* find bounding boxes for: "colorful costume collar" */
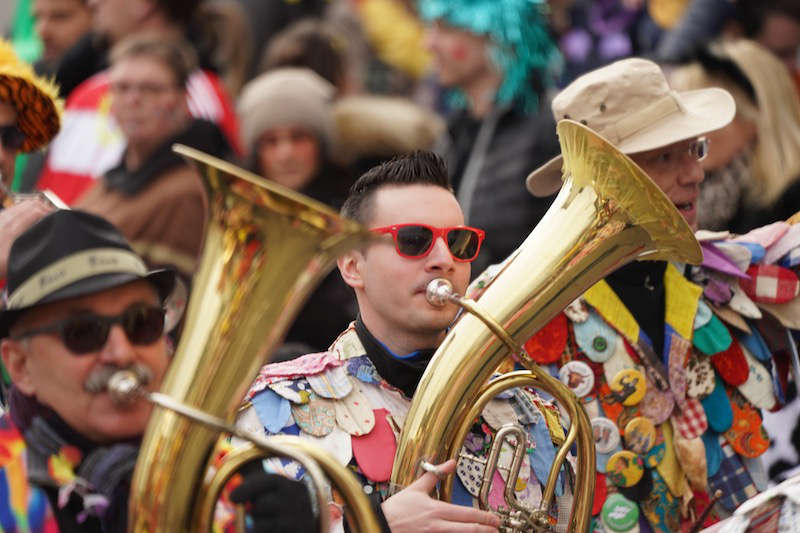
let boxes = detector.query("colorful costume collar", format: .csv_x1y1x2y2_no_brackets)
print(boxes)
584,262,702,345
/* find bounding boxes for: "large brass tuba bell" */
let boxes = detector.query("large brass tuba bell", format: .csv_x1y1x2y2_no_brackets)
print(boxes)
123,145,380,532
391,121,703,532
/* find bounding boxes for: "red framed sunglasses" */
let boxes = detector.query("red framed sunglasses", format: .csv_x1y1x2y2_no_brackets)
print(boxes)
371,223,485,262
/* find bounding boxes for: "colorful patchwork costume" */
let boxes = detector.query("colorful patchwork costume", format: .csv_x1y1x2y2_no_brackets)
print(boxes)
467,221,800,532
237,317,575,532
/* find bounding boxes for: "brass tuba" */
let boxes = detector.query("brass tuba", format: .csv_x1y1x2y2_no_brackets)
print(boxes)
391,121,703,531
119,145,381,532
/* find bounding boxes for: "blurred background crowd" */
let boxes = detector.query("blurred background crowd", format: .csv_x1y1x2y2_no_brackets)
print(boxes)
1,0,799,479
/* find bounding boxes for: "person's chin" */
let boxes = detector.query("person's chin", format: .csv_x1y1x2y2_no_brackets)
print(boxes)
419,303,458,326
96,407,150,441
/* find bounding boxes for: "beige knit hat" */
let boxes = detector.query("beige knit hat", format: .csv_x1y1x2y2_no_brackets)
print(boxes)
526,58,736,197
237,67,335,155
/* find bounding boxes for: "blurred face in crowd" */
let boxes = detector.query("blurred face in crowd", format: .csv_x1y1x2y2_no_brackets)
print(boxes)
87,0,147,44
256,125,321,190
424,20,496,90
338,185,471,352
755,13,800,74
1,281,169,443
33,0,92,62
0,102,20,186
109,54,188,152
631,137,707,230
699,116,757,172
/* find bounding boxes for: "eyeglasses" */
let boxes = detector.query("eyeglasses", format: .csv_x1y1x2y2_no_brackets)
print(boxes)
371,223,485,262
688,137,709,161
643,137,710,169
109,81,179,97
0,125,25,151
12,304,165,354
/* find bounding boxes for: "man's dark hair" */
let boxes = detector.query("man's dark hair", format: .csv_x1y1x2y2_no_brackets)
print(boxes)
341,150,453,225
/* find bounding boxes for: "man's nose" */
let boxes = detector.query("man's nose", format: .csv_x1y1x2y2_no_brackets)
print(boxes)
98,325,137,366
274,138,295,158
680,157,705,186
425,237,455,271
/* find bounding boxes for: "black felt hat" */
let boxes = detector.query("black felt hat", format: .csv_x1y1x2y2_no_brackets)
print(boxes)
0,210,175,338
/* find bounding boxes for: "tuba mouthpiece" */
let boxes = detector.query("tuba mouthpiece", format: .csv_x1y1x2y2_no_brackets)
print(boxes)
426,278,455,307
107,369,145,406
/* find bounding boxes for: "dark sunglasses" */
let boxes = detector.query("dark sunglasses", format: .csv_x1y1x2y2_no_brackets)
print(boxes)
11,304,165,354
0,125,25,151
371,223,485,262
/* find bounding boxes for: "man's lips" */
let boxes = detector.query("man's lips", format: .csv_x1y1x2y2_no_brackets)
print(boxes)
414,278,451,296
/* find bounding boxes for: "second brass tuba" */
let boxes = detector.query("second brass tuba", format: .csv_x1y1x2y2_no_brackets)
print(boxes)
122,146,380,532
391,121,703,531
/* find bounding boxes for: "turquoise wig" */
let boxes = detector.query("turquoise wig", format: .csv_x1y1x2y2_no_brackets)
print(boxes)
419,0,560,111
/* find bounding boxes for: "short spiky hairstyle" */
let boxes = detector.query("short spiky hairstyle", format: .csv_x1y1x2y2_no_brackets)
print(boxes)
341,150,453,225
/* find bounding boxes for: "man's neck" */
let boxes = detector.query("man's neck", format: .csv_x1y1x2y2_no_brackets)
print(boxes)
124,119,189,172
461,71,503,119
358,312,445,355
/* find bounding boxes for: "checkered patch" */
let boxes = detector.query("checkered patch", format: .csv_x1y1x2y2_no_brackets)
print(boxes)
672,398,708,439
708,439,759,512
739,265,799,304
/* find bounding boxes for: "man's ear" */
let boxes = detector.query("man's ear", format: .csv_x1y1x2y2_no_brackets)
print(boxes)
1,339,35,396
337,250,365,290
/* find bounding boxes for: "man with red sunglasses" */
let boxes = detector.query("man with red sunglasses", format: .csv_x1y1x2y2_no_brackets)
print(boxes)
237,151,570,532
0,210,314,532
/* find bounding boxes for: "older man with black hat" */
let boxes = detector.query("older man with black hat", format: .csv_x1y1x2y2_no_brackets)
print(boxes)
0,209,315,532
0,209,174,531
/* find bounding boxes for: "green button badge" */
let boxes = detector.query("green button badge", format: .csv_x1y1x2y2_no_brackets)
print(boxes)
593,336,608,352
601,493,639,532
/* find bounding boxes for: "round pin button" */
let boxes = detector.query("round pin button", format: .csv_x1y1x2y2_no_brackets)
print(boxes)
606,450,645,488
593,336,608,352
624,417,656,454
559,361,595,397
574,311,619,363
620,466,653,503
591,417,621,454
609,368,646,406
601,493,640,532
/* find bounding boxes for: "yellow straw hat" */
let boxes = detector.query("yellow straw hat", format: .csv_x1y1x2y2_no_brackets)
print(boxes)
0,40,62,152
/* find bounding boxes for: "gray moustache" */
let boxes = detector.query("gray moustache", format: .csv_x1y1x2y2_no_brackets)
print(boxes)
84,364,153,394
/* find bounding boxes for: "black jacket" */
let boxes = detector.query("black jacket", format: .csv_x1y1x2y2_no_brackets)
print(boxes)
441,100,561,275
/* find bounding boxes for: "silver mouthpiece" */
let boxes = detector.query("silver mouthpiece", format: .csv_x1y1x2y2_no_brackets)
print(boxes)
107,369,145,406
426,278,455,307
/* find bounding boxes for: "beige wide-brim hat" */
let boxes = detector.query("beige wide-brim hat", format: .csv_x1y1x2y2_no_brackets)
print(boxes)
526,58,736,197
